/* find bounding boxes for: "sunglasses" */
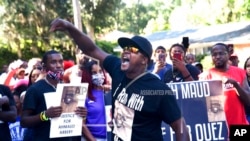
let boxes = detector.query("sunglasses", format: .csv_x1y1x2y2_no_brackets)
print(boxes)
123,46,140,53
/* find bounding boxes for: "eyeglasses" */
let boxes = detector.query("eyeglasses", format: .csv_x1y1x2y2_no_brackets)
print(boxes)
123,46,139,53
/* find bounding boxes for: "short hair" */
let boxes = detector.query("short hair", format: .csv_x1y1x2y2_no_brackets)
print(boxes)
42,50,61,65
186,53,195,58
211,43,229,53
169,43,186,54
155,46,166,52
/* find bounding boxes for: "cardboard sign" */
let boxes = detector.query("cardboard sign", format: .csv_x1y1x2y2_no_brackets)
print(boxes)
45,83,89,138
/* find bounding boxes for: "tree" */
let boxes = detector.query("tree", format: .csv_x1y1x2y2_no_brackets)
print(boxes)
0,0,122,60
168,0,250,28
143,0,174,34
79,0,122,39
0,0,73,59
117,2,152,34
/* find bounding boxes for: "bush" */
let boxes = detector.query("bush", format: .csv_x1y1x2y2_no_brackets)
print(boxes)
200,55,213,71
0,47,18,68
96,40,119,56
196,54,207,62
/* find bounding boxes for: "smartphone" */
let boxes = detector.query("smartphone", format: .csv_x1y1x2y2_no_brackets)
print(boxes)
158,54,165,62
182,37,189,50
173,53,182,61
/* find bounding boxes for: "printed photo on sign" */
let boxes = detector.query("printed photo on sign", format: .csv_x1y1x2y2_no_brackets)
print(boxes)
206,95,226,122
113,100,134,141
163,80,228,141
49,83,88,138
61,86,80,113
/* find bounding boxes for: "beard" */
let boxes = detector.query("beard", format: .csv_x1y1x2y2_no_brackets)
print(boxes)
214,61,227,69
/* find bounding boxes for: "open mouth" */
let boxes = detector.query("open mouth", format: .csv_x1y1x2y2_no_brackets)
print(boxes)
122,55,130,65
122,58,129,64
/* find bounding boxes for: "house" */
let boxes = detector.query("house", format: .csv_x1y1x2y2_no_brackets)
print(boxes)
147,22,250,51
114,21,250,67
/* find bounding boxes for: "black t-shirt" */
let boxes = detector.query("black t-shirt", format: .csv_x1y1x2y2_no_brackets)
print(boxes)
0,84,15,141
164,64,200,83
103,55,181,141
23,80,81,141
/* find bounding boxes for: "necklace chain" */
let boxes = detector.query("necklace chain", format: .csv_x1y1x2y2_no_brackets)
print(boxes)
44,78,56,90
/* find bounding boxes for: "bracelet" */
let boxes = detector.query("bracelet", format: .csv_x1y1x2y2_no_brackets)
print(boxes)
42,111,49,121
40,111,49,121
183,74,191,79
40,112,44,121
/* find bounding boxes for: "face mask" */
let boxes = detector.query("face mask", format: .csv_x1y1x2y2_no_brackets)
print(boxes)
92,73,105,86
47,70,64,81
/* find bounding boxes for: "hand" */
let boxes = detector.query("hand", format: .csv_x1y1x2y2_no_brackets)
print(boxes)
222,77,238,86
75,107,87,118
49,18,72,32
45,106,62,118
0,96,9,106
102,84,111,92
172,58,186,71
153,61,165,73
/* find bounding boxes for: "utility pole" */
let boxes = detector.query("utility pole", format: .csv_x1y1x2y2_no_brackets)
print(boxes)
72,0,82,32
72,0,82,53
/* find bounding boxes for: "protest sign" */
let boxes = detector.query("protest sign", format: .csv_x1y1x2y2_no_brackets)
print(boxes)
44,92,60,108
162,80,228,141
104,80,228,141
104,91,112,141
47,83,88,138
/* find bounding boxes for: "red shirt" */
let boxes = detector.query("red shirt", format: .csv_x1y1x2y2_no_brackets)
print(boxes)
199,66,248,126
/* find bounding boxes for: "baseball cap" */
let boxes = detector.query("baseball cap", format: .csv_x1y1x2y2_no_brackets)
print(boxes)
118,35,153,59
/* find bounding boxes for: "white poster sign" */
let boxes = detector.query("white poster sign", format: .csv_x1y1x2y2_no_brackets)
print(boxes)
45,83,88,138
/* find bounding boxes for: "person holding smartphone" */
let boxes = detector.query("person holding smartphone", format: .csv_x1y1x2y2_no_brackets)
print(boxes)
150,46,172,80
164,43,200,83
